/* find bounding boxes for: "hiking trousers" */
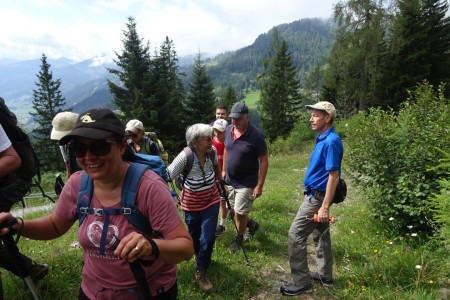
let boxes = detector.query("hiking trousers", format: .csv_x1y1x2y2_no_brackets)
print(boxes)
183,202,219,271
287,195,332,286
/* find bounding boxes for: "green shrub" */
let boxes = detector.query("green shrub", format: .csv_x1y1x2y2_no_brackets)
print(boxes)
344,81,450,235
268,112,316,155
428,149,450,249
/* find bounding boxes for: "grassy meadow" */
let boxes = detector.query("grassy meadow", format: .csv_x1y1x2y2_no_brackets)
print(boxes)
2,145,448,299
242,90,260,109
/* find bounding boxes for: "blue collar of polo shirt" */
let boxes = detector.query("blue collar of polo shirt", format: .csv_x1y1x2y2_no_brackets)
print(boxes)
316,126,335,141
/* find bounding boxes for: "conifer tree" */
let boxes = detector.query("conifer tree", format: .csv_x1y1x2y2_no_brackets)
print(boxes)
259,31,302,142
219,84,238,112
323,0,386,111
144,37,186,151
382,0,450,106
185,52,216,125
30,53,67,171
107,17,151,120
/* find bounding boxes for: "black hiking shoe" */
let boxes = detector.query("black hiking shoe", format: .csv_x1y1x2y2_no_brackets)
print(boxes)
228,235,243,253
280,283,312,296
310,271,333,287
215,225,226,237
244,219,260,241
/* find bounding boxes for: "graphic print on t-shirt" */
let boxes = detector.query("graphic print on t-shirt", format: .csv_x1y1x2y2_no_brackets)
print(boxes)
87,221,119,249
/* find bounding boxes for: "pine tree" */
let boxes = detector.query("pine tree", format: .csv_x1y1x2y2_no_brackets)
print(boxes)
107,17,152,120
185,52,216,125
382,0,450,106
144,37,186,151
323,0,387,111
259,31,302,142
30,54,67,171
219,84,238,111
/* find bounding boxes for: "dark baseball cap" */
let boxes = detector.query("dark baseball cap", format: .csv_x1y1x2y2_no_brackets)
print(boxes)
59,108,125,145
229,102,249,119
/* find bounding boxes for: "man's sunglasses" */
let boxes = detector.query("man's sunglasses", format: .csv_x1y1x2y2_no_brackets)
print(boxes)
69,140,116,158
126,131,139,138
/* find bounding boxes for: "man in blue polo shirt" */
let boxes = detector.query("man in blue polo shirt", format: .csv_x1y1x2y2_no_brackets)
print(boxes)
281,101,343,296
222,102,269,252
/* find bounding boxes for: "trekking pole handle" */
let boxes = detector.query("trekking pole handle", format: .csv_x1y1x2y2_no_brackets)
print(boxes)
216,180,226,196
313,214,335,224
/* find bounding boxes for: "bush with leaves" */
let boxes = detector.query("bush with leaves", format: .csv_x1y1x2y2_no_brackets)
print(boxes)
344,81,450,235
268,112,316,155
428,149,450,249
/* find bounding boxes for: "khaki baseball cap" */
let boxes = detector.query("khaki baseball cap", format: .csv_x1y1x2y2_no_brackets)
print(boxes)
305,101,336,118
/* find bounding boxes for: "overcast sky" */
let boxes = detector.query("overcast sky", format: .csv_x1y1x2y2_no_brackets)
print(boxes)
0,0,337,62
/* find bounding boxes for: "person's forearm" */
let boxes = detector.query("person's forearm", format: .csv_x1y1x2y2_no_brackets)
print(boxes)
19,214,71,240
0,147,21,177
154,237,194,264
322,170,339,209
257,155,269,188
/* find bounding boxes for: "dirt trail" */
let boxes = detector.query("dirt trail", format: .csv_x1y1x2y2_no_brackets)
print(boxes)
250,238,336,300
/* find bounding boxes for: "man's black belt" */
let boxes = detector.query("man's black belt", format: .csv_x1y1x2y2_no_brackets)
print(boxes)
304,189,325,198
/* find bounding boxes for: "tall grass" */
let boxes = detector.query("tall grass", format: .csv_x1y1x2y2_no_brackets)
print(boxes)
2,149,448,299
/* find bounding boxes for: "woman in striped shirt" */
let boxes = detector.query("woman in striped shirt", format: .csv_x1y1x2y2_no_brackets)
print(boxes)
167,123,225,292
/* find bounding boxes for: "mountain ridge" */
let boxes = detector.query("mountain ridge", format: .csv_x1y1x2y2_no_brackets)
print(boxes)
0,18,335,127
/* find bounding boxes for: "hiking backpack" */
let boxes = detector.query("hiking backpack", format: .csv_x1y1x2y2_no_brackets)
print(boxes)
133,153,168,182
0,98,50,206
144,132,169,166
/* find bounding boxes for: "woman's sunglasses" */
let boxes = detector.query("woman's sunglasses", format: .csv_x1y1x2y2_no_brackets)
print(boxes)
69,140,116,158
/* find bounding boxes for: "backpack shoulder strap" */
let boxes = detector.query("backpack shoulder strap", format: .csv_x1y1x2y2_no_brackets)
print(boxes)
182,146,194,177
208,148,217,165
121,163,153,234
77,172,93,226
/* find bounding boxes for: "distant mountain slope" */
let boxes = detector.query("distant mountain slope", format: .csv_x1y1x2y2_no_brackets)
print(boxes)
205,18,335,89
0,18,335,127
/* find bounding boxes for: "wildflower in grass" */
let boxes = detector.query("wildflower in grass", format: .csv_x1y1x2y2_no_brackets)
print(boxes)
374,249,378,253
351,230,355,234
389,217,394,221
411,233,418,237
415,265,422,269
346,280,355,289
407,225,413,229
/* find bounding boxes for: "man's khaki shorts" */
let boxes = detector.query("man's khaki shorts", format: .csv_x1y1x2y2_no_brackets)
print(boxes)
227,185,254,215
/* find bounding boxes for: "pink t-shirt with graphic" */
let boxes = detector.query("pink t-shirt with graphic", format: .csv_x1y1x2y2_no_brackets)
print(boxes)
56,167,181,299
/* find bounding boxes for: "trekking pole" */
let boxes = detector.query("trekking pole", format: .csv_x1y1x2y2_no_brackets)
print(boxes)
112,236,152,300
216,181,251,266
0,219,42,300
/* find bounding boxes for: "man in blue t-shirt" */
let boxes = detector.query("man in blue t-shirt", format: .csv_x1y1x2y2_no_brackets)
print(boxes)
281,101,343,296
222,102,269,253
